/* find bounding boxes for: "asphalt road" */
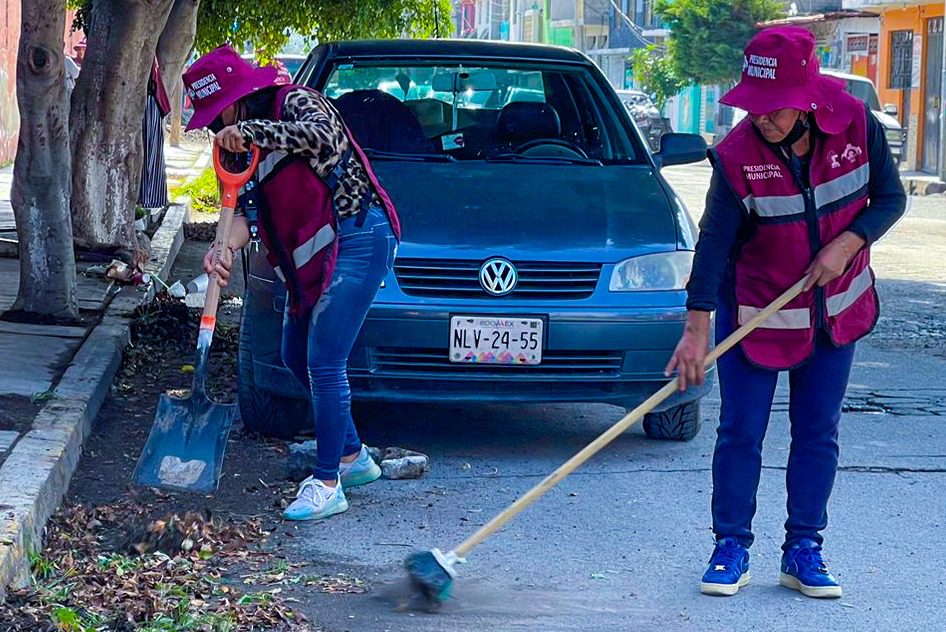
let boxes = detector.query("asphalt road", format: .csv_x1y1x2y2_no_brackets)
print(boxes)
266,163,946,631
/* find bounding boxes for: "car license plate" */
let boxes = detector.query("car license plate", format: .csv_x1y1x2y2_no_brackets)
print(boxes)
449,316,543,365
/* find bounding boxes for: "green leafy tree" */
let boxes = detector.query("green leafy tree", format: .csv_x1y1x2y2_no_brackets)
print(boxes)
630,45,686,111
196,0,451,59
654,0,783,86
62,0,450,257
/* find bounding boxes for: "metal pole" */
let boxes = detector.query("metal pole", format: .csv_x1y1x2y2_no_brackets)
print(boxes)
939,2,946,182
576,0,585,51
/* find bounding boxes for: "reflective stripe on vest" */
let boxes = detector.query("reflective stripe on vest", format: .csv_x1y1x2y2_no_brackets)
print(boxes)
742,193,806,217
826,266,873,317
292,224,336,270
738,305,811,329
813,162,869,209
258,150,290,181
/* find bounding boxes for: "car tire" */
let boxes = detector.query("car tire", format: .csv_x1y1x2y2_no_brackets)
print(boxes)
238,308,313,439
642,400,701,442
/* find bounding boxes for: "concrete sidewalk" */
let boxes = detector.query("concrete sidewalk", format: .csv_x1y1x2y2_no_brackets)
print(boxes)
0,141,208,595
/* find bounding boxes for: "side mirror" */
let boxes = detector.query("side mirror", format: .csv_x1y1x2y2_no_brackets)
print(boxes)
883,103,899,117
655,133,707,168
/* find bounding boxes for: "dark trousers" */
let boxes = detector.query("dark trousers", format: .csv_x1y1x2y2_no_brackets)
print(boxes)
711,300,855,550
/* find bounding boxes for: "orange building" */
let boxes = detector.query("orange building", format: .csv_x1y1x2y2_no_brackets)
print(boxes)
855,0,945,175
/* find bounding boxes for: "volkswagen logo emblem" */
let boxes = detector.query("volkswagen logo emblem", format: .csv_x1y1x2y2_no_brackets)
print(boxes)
479,258,518,296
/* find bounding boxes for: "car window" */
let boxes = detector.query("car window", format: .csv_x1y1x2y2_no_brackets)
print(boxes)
842,78,882,112
317,62,640,163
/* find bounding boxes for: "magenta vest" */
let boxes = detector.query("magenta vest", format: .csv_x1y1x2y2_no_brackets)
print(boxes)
711,103,878,369
254,85,401,316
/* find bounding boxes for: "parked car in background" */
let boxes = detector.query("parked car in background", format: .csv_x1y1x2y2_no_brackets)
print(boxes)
615,89,665,152
821,69,905,164
238,40,713,442
715,70,905,164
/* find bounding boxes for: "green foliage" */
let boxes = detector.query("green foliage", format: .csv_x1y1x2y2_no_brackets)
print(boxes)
654,0,784,86
630,46,687,110
172,167,219,215
195,0,453,58
69,0,452,61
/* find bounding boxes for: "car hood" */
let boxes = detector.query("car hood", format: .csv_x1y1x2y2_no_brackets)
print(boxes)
370,161,679,261
871,109,901,131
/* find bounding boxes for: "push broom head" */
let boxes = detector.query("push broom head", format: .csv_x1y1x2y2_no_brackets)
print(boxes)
404,548,458,609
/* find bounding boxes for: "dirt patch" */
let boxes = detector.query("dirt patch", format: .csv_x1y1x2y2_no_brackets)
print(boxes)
184,221,218,241
0,395,41,433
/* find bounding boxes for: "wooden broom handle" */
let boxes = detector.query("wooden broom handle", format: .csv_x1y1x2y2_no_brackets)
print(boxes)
454,276,809,558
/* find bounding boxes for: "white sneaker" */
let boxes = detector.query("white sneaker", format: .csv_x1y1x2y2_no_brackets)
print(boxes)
339,445,382,488
283,476,349,521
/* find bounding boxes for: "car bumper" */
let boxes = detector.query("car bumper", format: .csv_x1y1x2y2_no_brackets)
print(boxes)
245,262,714,411
254,299,714,411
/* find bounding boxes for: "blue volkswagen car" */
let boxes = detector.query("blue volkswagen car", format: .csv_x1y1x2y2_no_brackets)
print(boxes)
238,40,713,441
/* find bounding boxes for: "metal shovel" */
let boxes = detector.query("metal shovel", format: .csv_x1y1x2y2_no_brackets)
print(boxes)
133,145,260,493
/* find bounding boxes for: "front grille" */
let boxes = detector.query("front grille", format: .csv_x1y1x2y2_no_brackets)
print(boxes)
371,347,623,378
394,259,601,300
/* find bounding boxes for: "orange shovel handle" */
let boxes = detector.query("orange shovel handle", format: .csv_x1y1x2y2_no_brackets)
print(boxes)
212,145,260,208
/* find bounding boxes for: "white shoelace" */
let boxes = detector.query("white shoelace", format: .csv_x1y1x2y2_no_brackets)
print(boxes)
296,477,337,505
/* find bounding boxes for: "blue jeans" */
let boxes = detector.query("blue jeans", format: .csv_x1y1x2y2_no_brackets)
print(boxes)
712,299,855,551
281,207,396,480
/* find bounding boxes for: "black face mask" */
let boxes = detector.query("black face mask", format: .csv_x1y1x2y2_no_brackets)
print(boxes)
779,114,810,150
208,116,225,134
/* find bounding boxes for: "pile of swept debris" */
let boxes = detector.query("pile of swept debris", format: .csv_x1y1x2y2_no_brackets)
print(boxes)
0,500,313,631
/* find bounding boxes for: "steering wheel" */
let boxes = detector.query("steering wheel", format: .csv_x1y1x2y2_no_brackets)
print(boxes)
514,138,589,159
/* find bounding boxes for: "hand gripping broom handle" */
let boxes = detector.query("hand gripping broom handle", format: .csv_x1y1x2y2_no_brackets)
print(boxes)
452,276,809,559
191,145,260,397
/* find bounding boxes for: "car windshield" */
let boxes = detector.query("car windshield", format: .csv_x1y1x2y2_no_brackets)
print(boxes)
843,78,882,111
318,62,639,163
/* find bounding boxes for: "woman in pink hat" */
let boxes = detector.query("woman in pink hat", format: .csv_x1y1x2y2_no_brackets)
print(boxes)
184,45,402,521
666,27,905,599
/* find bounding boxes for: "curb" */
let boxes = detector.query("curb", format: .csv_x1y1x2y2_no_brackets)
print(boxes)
0,199,190,597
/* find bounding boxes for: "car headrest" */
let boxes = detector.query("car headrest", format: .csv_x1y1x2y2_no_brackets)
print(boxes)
332,89,427,153
497,102,561,144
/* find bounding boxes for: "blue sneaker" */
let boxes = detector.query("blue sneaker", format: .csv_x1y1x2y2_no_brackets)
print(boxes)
283,476,349,521
339,445,382,488
780,539,842,598
700,537,751,596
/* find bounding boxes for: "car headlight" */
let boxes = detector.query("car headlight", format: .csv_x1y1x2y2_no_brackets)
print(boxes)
609,251,694,291
885,128,903,143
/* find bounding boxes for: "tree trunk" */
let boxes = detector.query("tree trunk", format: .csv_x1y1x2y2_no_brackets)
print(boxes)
157,0,200,149
168,81,183,147
69,0,174,253
10,0,79,318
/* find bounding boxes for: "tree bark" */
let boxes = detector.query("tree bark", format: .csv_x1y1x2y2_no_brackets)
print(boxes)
10,0,79,318
156,0,200,149
69,0,174,253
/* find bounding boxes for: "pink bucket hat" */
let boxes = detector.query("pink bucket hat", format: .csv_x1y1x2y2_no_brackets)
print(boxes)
182,45,279,131
720,27,857,134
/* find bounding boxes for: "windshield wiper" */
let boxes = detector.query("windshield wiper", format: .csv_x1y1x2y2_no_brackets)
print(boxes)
361,148,455,162
485,153,602,166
